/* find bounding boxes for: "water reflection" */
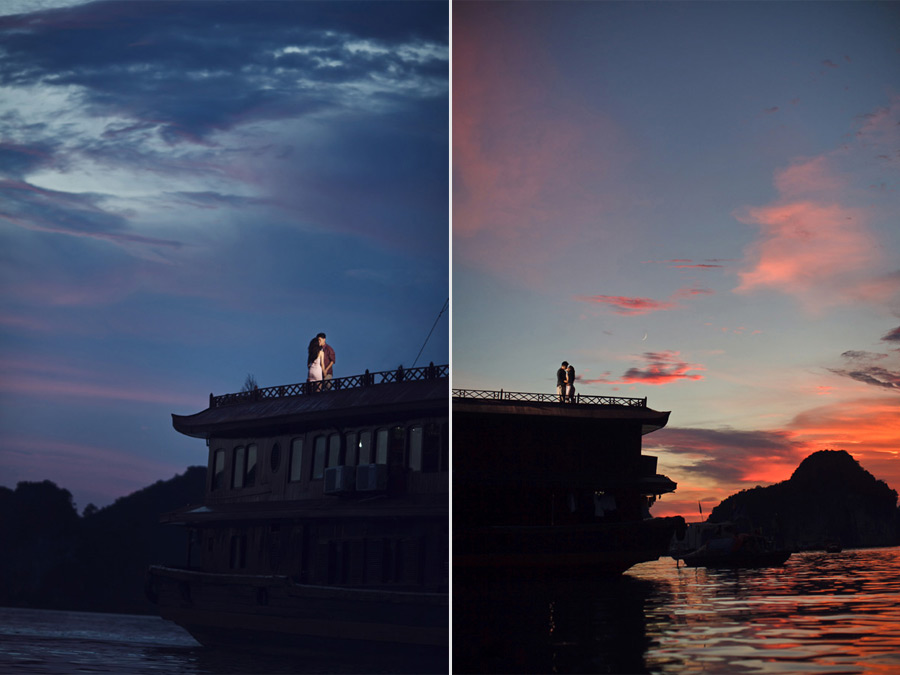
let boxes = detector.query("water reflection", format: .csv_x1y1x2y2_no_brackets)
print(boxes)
454,549,900,675
633,548,900,675
453,570,668,673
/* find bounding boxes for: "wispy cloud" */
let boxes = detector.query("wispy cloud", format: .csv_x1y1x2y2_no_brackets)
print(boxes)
574,295,676,316
575,287,713,316
0,356,203,408
734,98,900,312
581,350,704,386
830,349,900,391
643,258,733,270
883,325,900,343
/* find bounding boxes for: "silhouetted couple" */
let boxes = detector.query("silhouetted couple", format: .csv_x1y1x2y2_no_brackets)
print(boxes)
557,361,575,402
307,333,335,391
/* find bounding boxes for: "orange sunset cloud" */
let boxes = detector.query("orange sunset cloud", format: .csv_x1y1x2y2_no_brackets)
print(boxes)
648,395,900,519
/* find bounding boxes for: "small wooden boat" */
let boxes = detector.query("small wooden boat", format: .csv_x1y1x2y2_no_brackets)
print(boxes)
678,533,791,568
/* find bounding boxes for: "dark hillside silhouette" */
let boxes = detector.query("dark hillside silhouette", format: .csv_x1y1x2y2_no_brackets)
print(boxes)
0,466,206,614
709,450,899,550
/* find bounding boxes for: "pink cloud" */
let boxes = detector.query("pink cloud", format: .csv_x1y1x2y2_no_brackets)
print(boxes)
773,155,844,195
452,5,633,283
581,350,704,386
574,294,676,316
734,98,900,312
735,198,882,308
575,286,712,316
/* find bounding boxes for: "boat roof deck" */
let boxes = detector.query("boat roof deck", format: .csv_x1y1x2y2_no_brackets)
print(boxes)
173,365,448,439
453,388,669,433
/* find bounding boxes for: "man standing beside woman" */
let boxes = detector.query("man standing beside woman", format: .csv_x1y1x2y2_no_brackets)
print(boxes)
556,360,575,402
307,332,335,391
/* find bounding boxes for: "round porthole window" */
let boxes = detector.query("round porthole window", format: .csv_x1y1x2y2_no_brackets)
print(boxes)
270,443,281,473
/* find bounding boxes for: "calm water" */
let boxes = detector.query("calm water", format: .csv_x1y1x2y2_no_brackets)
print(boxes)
0,607,433,674
454,547,900,674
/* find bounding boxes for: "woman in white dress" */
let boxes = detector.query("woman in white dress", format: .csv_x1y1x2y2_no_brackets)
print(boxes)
307,336,325,389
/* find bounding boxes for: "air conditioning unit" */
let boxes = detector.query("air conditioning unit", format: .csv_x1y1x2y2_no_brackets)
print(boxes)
324,465,356,494
356,463,388,492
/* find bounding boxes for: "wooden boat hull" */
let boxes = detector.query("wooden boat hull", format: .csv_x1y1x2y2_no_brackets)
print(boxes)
147,565,447,662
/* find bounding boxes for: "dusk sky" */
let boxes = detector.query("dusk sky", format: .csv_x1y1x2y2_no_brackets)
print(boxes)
0,1,448,510
453,2,900,520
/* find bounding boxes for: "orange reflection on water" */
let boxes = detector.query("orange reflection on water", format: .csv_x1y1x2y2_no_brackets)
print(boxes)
629,547,900,674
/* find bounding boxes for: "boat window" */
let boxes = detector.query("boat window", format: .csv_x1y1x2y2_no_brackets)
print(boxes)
375,428,389,464
358,430,372,465
289,438,304,482
327,433,341,468
408,425,423,471
212,449,225,490
270,443,281,473
422,423,441,473
232,446,245,489
345,432,358,466
312,435,327,479
388,426,405,467
246,444,257,486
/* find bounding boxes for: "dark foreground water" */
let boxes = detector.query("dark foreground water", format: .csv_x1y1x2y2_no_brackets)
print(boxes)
454,547,900,674
0,607,436,674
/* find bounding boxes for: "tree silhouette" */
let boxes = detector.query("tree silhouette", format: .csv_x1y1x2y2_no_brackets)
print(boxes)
241,373,258,392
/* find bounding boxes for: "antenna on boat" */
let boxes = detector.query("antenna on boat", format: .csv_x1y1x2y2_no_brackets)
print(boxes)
412,297,449,368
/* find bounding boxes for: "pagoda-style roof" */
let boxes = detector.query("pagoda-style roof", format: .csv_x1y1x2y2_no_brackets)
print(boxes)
452,388,669,435
173,365,448,439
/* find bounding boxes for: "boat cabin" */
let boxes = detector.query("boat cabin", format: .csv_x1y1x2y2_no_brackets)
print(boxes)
165,365,449,591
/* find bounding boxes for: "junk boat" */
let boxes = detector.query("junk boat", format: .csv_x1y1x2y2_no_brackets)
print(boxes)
146,364,448,666
452,388,685,575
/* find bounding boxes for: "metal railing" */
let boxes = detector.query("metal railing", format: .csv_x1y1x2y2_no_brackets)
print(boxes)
211,363,448,409
452,388,647,407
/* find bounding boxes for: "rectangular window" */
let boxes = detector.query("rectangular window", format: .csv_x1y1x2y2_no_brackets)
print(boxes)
327,433,341,468
289,438,304,482
422,424,441,473
246,444,257,486
345,432,358,466
312,436,327,479
375,428,389,465
212,449,225,490
232,446,245,488
358,430,372,465
408,425,423,472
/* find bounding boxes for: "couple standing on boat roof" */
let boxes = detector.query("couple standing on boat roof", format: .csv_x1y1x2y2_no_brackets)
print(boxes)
557,361,575,402
307,333,335,390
